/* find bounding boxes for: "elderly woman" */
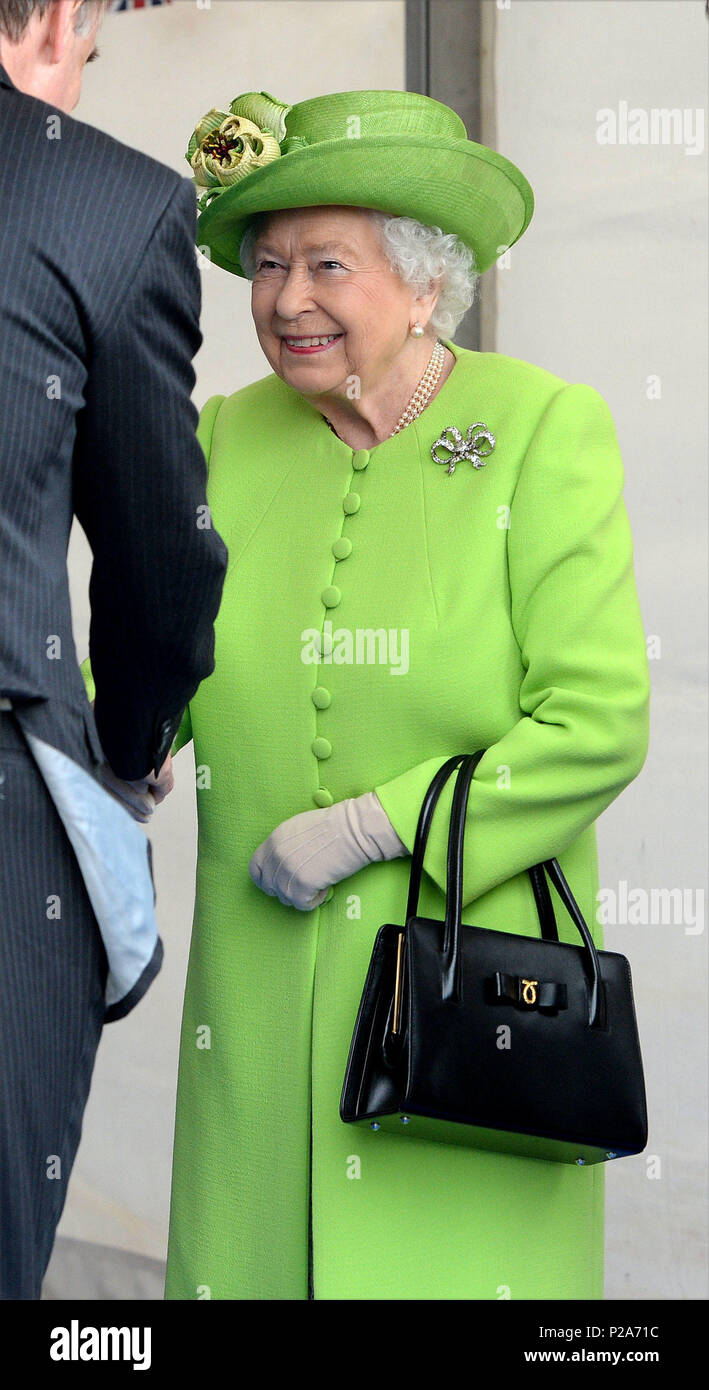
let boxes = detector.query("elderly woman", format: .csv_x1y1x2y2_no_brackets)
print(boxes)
150,89,650,1300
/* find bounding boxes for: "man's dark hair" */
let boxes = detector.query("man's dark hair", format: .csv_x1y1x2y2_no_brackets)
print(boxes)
0,1,103,43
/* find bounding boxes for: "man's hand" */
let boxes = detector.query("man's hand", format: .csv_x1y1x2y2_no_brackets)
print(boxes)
99,752,174,823
144,752,175,806
89,692,174,820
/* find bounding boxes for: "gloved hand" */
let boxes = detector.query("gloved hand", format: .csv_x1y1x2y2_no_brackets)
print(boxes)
249,791,409,910
99,752,174,824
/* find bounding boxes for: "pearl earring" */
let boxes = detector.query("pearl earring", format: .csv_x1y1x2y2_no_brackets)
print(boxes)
410,322,425,338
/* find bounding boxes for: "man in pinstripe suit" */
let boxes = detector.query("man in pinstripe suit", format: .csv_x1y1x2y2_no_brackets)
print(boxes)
0,1,228,1297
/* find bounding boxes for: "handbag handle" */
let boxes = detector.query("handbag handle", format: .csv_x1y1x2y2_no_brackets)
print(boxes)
406,752,560,943
405,753,468,922
443,753,606,1028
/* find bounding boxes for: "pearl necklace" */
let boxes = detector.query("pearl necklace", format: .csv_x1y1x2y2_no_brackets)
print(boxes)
325,338,447,441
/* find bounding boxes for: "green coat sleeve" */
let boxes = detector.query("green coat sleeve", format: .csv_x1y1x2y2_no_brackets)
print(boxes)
79,392,227,761
374,382,651,907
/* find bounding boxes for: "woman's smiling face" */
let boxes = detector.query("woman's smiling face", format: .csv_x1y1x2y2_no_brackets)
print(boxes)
249,205,429,397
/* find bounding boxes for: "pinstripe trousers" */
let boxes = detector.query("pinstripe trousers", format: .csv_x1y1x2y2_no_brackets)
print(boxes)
0,709,107,1299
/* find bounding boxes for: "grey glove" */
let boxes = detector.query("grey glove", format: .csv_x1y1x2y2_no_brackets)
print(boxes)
248,791,409,911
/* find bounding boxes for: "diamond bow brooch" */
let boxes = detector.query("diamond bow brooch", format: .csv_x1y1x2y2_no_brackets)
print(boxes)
430,423,496,476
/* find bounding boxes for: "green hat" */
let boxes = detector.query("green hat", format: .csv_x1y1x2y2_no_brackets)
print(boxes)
186,89,534,278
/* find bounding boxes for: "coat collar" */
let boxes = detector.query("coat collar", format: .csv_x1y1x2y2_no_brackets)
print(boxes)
0,60,16,90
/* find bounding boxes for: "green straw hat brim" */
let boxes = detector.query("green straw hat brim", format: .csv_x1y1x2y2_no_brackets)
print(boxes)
195,132,534,278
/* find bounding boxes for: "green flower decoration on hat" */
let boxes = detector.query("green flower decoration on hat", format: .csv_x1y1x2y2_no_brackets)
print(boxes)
186,87,535,280
186,91,291,213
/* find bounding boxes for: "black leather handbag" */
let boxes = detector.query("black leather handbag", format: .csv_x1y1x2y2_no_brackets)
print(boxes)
340,750,648,1164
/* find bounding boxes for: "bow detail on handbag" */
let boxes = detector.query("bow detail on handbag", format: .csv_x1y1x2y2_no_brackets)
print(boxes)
488,972,568,1012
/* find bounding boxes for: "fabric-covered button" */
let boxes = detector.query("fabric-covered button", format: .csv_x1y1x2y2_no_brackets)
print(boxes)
352,450,369,471
321,585,341,608
311,686,331,709
313,787,333,807
311,737,332,759
332,537,352,560
342,492,360,514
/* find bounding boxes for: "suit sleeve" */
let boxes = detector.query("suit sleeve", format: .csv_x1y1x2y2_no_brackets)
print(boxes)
73,179,228,781
373,382,651,907
78,390,228,762
170,392,227,757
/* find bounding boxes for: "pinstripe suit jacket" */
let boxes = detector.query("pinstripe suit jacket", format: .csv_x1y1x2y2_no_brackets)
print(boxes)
0,60,227,780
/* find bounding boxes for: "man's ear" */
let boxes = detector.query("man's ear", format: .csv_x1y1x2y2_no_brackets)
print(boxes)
40,0,85,65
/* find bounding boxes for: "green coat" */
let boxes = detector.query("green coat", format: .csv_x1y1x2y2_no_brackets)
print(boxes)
161,338,650,1300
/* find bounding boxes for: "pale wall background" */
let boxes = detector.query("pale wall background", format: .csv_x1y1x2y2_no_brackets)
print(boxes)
483,0,708,1301
43,0,707,1300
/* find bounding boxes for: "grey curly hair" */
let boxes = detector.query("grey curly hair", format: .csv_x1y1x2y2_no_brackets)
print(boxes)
239,209,479,338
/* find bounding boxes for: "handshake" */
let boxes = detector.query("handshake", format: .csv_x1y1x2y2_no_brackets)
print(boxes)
90,697,174,823
100,753,175,823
